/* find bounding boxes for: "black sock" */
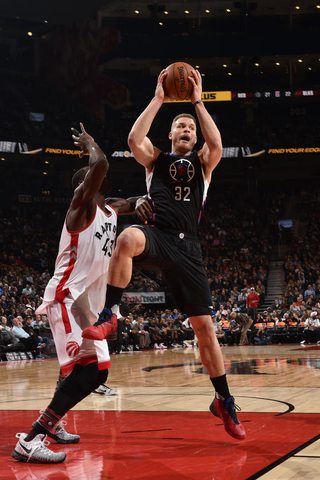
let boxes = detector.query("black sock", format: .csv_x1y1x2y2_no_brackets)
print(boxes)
106,284,124,310
210,374,231,400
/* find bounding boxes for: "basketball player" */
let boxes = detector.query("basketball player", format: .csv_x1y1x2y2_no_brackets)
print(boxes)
11,123,152,463
82,70,246,440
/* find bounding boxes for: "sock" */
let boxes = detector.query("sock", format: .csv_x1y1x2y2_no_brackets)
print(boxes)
106,284,124,311
25,408,61,441
210,374,231,400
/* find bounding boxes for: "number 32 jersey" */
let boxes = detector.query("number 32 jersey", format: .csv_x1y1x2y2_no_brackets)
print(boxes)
146,151,209,235
40,203,117,317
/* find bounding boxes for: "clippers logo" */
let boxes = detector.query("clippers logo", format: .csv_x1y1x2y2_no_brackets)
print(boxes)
169,159,195,182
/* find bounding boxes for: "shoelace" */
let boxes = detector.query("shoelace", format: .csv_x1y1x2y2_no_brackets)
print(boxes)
54,420,67,432
225,398,241,424
16,433,50,461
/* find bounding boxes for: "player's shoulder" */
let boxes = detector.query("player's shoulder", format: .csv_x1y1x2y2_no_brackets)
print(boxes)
104,198,124,214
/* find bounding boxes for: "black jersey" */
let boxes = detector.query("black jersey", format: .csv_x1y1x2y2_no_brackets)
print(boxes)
146,150,209,235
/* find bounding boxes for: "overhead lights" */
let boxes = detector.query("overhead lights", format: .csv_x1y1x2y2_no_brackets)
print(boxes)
45,161,49,164
44,20,48,23
308,67,312,70
185,10,190,14
226,8,231,12
317,5,320,8
276,62,280,65
223,64,227,68
255,63,259,66
201,73,205,76
27,31,33,36
228,72,232,76
1,157,5,161
298,59,303,62
159,22,163,25
205,10,210,13
43,172,47,175
195,65,200,68
164,10,169,14
134,10,139,14
295,5,300,9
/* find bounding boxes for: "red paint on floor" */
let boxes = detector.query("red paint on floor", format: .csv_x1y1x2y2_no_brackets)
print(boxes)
1,410,319,480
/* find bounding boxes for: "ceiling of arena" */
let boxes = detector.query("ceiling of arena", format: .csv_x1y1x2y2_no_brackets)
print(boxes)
1,1,318,76
0,0,317,24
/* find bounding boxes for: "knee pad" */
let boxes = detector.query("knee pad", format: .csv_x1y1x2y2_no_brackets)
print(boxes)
49,364,109,416
59,363,108,397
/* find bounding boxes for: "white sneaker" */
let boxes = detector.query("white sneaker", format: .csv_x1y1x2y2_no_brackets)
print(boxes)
317,341,320,345
153,343,160,349
11,433,66,463
48,419,80,444
300,340,305,344
93,384,117,396
159,343,167,349
33,411,80,444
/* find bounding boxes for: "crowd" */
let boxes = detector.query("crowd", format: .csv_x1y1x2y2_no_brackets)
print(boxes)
1,164,319,359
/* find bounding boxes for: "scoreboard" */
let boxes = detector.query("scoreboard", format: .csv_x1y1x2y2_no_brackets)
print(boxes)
232,89,319,100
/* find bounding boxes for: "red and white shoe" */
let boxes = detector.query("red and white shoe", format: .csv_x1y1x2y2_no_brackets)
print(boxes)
210,395,246,440
82,314,118,341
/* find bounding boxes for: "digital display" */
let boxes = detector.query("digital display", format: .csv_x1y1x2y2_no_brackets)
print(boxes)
232,89,319,100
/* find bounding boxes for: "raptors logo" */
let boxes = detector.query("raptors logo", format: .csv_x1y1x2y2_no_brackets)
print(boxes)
66,341,80,358
169,159,195,182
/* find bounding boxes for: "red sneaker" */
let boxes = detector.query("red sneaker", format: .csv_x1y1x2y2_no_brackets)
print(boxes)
210,395,246,440
82,314,118,341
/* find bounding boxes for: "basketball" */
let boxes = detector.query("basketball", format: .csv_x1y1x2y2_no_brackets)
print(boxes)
163,62,194,101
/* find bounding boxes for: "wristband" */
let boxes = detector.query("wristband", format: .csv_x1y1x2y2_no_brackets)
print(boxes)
193,99,202,106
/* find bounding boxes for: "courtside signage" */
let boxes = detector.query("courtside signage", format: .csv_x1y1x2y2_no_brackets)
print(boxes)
164,91,231,103
268,147,320,154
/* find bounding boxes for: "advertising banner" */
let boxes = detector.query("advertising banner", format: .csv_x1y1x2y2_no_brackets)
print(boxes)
122,292,166,304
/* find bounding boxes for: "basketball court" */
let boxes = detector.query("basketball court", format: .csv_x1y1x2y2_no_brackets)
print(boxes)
1,344,320,479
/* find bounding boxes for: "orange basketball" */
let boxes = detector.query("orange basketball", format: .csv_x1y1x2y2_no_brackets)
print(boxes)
163,62,194,101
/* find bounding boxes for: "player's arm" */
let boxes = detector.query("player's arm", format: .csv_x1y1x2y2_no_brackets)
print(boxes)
128,70,170,172
188,69,222,178
71,123,109,209
107,195,153,223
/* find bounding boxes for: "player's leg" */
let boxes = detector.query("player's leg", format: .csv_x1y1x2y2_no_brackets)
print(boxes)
165,237,246,441
12,363,108,463
189,314,246,440
82,227,146,340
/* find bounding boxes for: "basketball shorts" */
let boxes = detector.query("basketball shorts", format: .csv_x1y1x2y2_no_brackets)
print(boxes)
132,226,212,317
39,299,111,376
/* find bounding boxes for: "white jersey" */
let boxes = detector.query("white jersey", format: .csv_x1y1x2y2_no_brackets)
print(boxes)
37,202,117,321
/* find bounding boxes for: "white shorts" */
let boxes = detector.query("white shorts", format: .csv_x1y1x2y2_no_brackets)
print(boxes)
37,299,110,376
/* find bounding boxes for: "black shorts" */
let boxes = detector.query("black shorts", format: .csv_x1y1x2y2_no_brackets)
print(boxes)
132,225,212,317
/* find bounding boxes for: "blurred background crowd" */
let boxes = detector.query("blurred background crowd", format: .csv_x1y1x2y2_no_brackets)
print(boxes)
1,0,320,358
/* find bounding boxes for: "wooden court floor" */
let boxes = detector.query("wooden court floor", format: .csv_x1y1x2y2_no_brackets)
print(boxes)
1,344,320,480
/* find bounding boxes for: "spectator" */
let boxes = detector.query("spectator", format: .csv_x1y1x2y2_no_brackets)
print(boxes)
132,316,151,350
11,317,44,358
23,316,50,358
246,287,260,320
301,311,320,345
254,323,272,345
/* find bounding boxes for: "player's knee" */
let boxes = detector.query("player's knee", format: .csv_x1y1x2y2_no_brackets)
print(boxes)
60,363,108,397
116,228,144,257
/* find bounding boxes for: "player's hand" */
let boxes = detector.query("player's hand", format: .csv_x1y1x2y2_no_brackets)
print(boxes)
155,69,171,103
135,197,153,224
188,69,202,105
71,123,94,158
